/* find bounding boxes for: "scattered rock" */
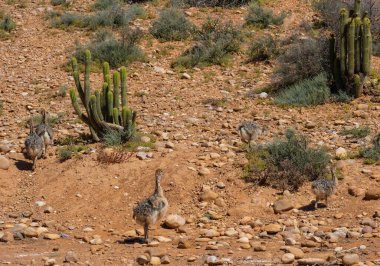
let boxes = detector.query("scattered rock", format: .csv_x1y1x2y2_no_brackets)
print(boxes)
259,92,268,99
137,255,149,265
199,188,218,202
297,258,326,265
342,254,359,266
348,186,366,197
364,188,380,200
281,253,295,264
181,73,191,79
164,214,186,229
178,239,191,249
263,224,282,234
198,167,211,176
273,199,293,213
150,256,161,265
0,155,10,170
64,251,78,263
161,255,170,264
44,233,60,240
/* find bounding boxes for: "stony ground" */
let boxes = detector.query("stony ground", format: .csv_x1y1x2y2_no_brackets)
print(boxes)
0,0,380,265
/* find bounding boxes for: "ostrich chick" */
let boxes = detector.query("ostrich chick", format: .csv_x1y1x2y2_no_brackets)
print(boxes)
312,167,338,209
133,169,168,243
238,121,263,148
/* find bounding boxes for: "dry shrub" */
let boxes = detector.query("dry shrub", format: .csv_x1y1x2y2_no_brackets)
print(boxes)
97,148,133,164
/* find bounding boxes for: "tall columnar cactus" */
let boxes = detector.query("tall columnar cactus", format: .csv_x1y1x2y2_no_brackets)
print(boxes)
69,50,136,142
330,0,372,98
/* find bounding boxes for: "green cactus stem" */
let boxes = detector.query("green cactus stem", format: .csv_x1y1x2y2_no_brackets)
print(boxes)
353,74,362,98
362,15,371,75
354,0,361,16
113,72,120,110
347,18,356,77
113,108,120,125
120,67,127,107
339,8,348,78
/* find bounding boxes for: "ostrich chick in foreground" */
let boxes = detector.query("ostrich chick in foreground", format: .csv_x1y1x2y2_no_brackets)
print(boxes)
238,121,263,148
133,169,168,243
312,167,338,209
24,120,44,171
35,109,54,158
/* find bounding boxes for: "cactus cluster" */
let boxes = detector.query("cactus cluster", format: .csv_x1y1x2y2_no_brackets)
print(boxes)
330,0,372,98
70,50,136,142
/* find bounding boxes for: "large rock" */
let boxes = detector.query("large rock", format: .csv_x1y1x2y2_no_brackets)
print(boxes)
263,224,282,234
342,254,359,266
164,214,186,229
0,155,10,170
364,188,380,200
273,199,293,213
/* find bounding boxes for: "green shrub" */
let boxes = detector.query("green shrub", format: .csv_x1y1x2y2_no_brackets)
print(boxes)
340,126,370,139
330,90,353,103
57,86,67,97
360,134,380,164
186,0,250,7
172,19,242,68
93,0,118,10
274,37,328,88
245,3,286,28
247,35,278,62
74,29,145,68
28,112,65,127
51,12,84,28
51,0,68,6
52,4,145,30
150,8,194,41
58,144,89,162
0,15,16,32
245,129,330,191
274,73,330,106
102,129,131,147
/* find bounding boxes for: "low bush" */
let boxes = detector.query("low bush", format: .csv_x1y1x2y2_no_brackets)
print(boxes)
245,3,286,28
150,8,194,41
330,90,353,103
51,12,84,28
0,15,16,32
274,73,330,106
74,29,145,68
360,134,380,164
186,0,250,7
58,144,89,162
244,129,330,191
51,0,68,6
340,126,370,139
52,4,145,29
247,35,278,62
172,19,242,68
274,37,328,88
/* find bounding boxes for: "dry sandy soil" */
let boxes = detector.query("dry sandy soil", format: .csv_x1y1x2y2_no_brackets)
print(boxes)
0,0,379,265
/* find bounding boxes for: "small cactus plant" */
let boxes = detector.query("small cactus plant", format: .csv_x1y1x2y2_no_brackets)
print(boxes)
69,50,136,142
330,0,372,98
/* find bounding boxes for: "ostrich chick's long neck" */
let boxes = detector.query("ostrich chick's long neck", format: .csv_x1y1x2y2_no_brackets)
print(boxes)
155,178,163,197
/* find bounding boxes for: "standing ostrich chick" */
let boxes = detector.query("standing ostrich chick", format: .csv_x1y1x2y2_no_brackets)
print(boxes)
133,169,168,243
